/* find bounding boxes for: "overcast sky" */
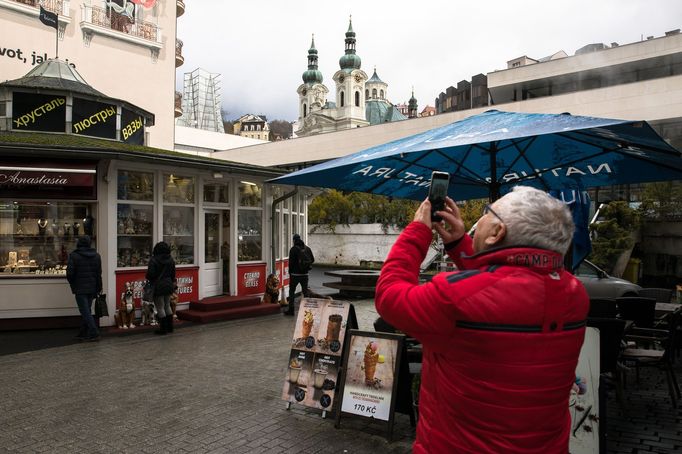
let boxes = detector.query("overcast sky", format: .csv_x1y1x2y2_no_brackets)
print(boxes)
176,0,682,122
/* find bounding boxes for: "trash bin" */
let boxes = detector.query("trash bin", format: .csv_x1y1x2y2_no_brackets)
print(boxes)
623,258,641,284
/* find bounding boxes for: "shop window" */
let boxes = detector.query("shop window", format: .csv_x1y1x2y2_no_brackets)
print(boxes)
163,206,194,265
118,169,153,201
203,182,230,204
0,201,96,276
238,181,261,207
162,173,194,265
117,170,153,268
164,174,194,203
237,210,262,261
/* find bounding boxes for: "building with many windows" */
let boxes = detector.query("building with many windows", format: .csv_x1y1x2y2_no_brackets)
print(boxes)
233,114,270,141
176,67,225,133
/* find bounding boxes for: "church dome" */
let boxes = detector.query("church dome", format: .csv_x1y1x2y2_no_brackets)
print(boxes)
302,36,323,84
339,18,361,71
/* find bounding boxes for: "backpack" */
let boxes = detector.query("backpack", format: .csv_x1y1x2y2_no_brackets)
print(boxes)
299,246,314,273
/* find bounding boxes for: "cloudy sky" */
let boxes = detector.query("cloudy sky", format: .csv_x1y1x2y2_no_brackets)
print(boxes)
177,0,682,122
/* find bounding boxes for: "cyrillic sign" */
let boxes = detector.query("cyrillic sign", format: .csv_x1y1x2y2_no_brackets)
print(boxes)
72,98,117,139
12,92,66,132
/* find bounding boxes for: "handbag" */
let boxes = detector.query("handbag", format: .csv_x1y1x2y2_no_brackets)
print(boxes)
143,280,154,302
94,293,109,318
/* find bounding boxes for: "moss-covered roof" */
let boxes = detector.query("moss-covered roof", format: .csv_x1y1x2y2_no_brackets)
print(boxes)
0,131,283,177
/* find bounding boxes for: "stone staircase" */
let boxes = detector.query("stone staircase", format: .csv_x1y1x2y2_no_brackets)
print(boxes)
177,294,281,323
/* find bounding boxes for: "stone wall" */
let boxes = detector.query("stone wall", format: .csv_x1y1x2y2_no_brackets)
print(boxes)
308,224,438,268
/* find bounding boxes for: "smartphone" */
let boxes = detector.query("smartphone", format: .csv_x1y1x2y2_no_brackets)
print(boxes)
428,171,450,222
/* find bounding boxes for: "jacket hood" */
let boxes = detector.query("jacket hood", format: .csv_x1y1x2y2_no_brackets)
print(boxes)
77,235,92,248
152,241,171,256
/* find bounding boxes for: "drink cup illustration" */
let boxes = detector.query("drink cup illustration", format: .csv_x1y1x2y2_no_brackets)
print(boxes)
325,314,343,342
289,358,302,384
313,368,328,388
302,310,314,338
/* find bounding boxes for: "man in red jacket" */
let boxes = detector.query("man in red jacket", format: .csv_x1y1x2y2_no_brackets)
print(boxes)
376,186,589,454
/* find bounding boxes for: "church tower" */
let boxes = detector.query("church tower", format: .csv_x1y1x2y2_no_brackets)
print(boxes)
408,88,418,118
297,35,328,127
332,18,368,129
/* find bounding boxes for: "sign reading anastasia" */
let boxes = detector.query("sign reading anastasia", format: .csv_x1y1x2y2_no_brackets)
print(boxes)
12,92,66,132
0,162,97,199
72,98,117,139
121,108,144,145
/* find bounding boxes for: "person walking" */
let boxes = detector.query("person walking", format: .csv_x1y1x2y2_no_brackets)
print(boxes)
375,186,589,453
146,241,176,335
66,235,103,342
285,233,314,316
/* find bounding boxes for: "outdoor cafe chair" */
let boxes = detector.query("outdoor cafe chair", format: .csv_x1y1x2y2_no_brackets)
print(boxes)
588,298,618,319
620,311,681,408
587,317,627,407
616,297,657,328
638,288,674,304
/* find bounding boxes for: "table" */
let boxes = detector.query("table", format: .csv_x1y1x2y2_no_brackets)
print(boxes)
323,270,380,297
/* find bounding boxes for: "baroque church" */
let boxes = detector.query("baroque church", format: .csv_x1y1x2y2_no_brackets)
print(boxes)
295,19,415,137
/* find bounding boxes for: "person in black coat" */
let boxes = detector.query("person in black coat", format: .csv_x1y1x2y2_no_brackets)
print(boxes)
146,241,176,335
66,235,103,341
285,234,315,316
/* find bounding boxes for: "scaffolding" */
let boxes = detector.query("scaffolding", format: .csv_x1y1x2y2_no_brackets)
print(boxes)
176,68,225,133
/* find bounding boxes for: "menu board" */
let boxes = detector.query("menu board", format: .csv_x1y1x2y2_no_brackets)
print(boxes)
337,330,403,422
281,298,355,412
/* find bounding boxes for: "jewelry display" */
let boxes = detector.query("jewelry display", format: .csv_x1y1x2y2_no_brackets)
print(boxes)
15,221,23,235
73,222,80,236
63,223,71,238
37,218,48,236
83,215,94,236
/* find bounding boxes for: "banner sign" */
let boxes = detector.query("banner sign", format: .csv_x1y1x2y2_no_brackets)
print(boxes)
237,263,266,295
337,330,403,422
115,266,198,309
0,162,97,200
282,298,355,412
275,259,290,286
12,92,66,132
121,108,144,145
72,98,117,139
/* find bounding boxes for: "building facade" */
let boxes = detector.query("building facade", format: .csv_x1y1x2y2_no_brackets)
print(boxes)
0,0,182,150
233,114,270,141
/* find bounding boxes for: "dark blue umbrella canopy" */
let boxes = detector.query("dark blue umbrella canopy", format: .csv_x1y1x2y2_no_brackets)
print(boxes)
270,110,682,201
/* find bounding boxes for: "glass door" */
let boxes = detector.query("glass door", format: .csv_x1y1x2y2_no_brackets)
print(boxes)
203,211,221,297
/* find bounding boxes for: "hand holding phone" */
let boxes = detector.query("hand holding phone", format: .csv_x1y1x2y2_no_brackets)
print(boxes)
428,171,450,222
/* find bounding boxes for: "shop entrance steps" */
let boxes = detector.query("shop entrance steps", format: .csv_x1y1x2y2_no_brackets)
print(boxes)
177,294,281,323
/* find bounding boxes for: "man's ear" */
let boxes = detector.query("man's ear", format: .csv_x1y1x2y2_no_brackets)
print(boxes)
484,222,506,246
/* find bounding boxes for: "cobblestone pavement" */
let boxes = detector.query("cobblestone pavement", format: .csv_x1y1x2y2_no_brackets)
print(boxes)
0,298,417,454
2,292,681,453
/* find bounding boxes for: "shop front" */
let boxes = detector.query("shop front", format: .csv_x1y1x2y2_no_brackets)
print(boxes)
0,59,305,329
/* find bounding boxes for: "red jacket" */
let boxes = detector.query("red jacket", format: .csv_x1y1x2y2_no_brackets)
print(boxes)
375,222,589,454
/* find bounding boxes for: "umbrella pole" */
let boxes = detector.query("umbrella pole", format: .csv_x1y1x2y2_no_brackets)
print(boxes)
490,141,501,202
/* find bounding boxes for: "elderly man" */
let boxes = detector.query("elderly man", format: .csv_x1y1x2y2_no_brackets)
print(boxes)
375,186,589,454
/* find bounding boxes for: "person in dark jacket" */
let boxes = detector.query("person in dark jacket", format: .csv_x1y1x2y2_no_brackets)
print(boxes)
284,234,315,316
146,241,176,335
66,235,103,341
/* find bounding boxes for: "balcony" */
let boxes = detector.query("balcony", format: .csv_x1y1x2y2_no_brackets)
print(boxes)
175,91,183,118
175,39,184,68
0,0,71,38
80,4,162,60
176,0,185,17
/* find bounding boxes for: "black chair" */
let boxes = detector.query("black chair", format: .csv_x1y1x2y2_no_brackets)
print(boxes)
616,297,656,328
621,311,681,407
587,317,627,407
589,298,618,318
638,288,674,304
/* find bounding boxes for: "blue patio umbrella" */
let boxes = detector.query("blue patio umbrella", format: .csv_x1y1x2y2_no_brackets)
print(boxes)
270,110,682,202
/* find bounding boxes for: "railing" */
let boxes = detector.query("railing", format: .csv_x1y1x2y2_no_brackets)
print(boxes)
10,0,66,15
174,92,183,118
175,38,184,67
82,4,160,42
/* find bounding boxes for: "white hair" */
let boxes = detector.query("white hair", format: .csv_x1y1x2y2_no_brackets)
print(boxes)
492,186,575,255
